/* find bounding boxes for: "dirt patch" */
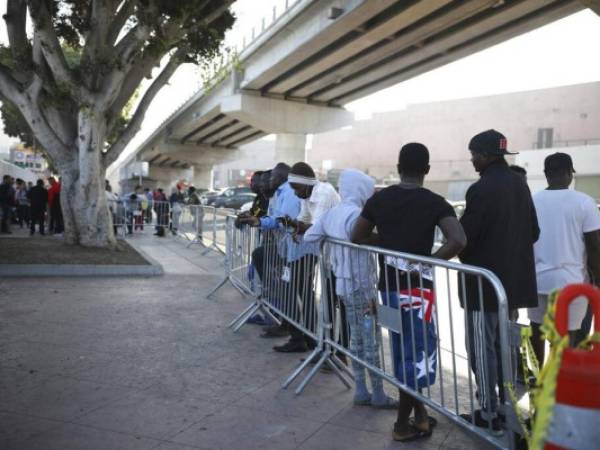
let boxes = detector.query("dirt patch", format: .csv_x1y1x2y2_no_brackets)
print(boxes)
0,236,150,265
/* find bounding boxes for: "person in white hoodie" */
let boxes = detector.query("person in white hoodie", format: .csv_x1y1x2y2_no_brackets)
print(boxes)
304,169,396,408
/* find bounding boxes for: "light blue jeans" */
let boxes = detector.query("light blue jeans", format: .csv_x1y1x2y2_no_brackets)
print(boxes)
341,289,383,392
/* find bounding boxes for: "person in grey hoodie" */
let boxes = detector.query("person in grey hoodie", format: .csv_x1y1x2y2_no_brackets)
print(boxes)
304,168,396,408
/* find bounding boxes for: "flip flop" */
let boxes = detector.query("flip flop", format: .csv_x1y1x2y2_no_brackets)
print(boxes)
392,424,429,442
408,416,438,436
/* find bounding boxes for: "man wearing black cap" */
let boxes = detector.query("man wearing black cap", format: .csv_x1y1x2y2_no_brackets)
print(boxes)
528,152,600,363
458,129,539,433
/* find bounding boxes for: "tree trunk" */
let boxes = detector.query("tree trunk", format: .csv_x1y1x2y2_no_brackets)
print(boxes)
59,111,116,247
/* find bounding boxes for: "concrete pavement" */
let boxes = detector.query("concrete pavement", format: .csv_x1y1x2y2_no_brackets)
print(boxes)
0,232,493,449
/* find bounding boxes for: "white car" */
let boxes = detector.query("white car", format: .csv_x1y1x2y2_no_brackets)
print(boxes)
239,201,253,213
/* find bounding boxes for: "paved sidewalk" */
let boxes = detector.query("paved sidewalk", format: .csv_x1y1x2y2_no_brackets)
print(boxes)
0,233,492,449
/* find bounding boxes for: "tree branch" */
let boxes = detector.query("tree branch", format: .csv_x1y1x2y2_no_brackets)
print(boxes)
4,0,29,69
1,62,70,164
103,49,185,168
204,0,235,24
114,23,152,66
26,0,91,103
107,0,137,46
105,51,160,130
0,62,23,106
81,0,112,75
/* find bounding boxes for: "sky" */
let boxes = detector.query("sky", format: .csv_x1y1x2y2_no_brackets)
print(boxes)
1,1,600,163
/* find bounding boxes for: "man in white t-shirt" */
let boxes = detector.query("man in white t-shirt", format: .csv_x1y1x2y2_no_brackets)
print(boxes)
528,152,600,363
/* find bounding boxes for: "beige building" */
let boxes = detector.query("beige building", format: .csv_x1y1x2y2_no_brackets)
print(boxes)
308,82,600,200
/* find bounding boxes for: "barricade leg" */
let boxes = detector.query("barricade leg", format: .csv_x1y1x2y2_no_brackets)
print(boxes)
282,253,353,394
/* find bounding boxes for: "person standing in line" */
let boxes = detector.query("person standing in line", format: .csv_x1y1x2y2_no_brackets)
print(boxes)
144,188,154,224
47,177,63,234
186,186,203,240
153,188,169,237
527,153,600,363
304,168,397,408
0,175,15,233
352,143,466,442
458,129,539,433
28,179,48,236
271,161,341,353
15,179,30,229
105,179,119,235
235,171,269,228
169,187,184,235
239,163,301,340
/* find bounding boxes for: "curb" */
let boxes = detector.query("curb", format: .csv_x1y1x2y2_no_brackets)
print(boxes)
0,263,163,277
0,239,164,277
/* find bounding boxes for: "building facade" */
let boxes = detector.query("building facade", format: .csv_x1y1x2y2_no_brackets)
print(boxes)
308,81,600,200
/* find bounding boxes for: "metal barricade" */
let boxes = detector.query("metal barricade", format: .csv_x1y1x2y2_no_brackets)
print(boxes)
212,216,518,449
108,198,164,236
207,215,265,302
300,238,517,450
176,204,205,247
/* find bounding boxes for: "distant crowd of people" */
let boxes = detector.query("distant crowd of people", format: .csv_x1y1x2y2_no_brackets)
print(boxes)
232,129,600,442
0,175,63,236
105,182,201,237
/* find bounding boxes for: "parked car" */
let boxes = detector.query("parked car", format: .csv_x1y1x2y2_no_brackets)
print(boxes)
200,188,226,205
212,187,256,210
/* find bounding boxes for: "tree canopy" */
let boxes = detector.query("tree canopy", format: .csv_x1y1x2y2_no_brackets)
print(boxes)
0,0,235,170
0,0,236,247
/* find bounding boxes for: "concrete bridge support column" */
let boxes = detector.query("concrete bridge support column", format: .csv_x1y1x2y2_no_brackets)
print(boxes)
148,166,193,191
275,134,307,165
192,164,213,190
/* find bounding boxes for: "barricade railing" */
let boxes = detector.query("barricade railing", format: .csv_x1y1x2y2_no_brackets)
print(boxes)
213,217,518,450
306,238,517,450
108,199,170,236
107,200,232,255
176,205,233,254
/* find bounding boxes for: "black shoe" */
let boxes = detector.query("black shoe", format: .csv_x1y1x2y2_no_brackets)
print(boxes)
273,340,308,353
460,410,503,436
260,325,289,338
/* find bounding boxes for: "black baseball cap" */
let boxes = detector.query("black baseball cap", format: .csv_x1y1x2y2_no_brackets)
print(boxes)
544,152,576,173
469,129,518,156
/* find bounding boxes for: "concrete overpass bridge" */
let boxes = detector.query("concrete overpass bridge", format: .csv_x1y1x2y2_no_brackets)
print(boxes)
119,0,597,189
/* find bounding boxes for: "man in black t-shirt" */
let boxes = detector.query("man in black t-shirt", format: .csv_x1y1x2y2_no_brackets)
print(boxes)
352,143,466,443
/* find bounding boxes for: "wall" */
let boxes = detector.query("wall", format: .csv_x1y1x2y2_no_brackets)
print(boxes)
308,81,600,199
516,144,600,201
0,160,38,184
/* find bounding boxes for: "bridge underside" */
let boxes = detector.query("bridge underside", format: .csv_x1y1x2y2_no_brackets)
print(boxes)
241,0,585,105
122,0,593,186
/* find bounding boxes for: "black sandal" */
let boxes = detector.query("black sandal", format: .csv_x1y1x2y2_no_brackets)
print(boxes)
407,416,438,437
393,423,430,442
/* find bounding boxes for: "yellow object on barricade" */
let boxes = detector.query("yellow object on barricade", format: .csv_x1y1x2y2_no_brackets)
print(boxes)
512,284,600,450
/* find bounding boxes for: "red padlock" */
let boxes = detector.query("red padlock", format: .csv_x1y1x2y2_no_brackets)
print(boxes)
545,283,600,450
